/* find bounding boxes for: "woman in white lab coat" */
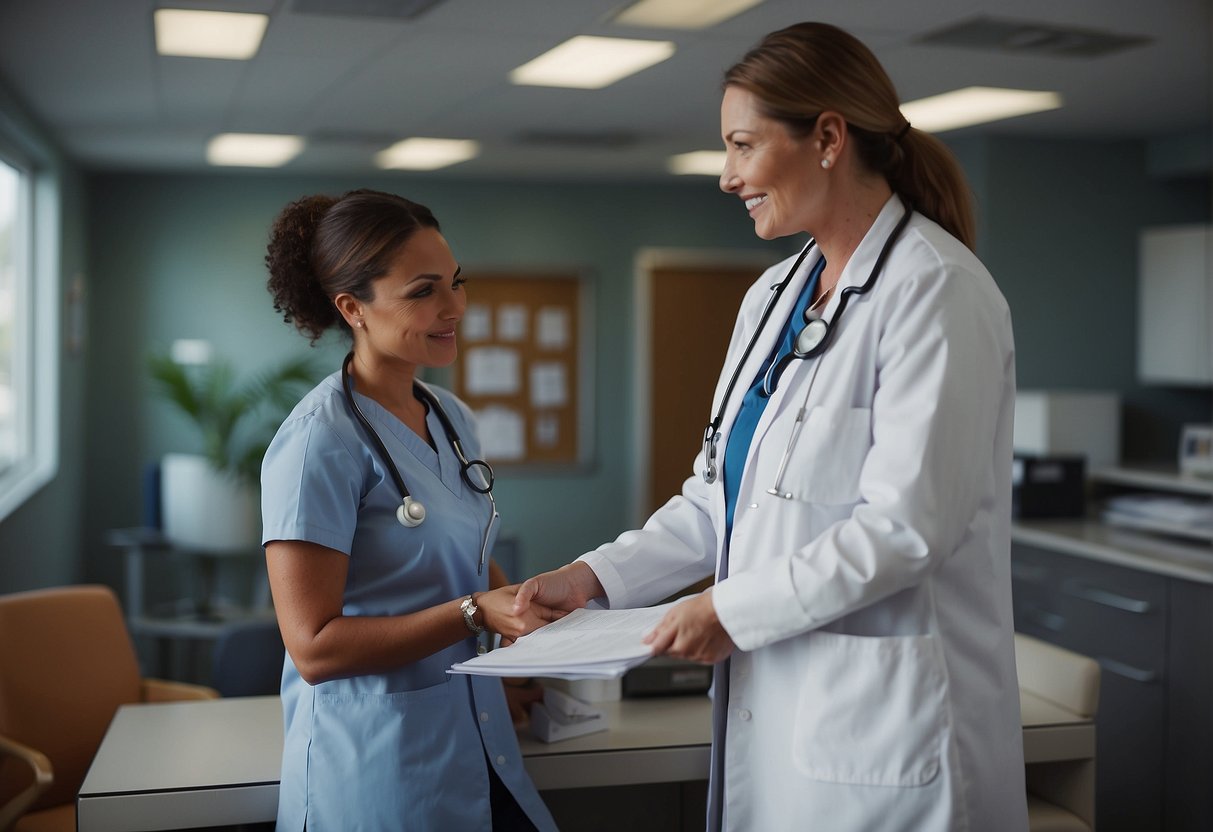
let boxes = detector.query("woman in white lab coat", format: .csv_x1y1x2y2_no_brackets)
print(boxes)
514,22,1028,831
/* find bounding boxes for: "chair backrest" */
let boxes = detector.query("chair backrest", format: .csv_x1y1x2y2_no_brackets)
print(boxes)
210,618,285,697
1014,633,1101,718
0,585,143,812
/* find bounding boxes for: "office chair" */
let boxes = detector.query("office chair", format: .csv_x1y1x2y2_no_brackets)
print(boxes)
1015,633,1102,832
0,585,218,832
210,617,286,697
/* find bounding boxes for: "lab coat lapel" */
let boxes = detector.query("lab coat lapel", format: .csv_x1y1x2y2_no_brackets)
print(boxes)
706,245,820,560
714,248,822,451
745,195,908,454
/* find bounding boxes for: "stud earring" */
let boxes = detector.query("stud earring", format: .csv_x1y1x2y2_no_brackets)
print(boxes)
821,158,831,169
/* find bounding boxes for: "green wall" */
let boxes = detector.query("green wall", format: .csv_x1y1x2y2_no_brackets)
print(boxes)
1,131,1208,602
81,172,787,592
975,136,1210,461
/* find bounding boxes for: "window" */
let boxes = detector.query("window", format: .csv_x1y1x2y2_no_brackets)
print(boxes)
0,137,57,521
0,157,22,473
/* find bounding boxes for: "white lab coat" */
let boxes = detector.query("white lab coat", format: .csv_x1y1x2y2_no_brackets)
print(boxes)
581,195,1028,831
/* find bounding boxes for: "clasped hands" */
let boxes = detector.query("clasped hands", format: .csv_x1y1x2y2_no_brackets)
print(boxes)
507,561,735,665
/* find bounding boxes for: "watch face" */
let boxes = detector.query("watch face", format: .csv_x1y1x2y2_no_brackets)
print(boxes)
462,597,483,633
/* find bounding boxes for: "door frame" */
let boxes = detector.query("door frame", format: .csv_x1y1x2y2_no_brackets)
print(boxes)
630,248,777,527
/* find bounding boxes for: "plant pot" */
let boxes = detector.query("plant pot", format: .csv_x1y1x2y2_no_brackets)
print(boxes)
160,453,260,553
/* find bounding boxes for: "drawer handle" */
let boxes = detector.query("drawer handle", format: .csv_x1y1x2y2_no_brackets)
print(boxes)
1011,562,1049,584
1062,582,1152,614
1021,605,1066,633
1098,657,1159,684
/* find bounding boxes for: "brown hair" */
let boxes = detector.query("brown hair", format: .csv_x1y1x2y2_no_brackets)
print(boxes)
265,189,441,344
724,22,976,250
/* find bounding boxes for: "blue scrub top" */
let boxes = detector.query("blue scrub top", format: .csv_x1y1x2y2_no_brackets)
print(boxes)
261,371,556,832
723,257,826,536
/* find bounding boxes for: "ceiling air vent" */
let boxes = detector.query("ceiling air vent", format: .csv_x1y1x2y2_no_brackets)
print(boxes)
916,16,1150,58
291,0,445,19
513,131,641,149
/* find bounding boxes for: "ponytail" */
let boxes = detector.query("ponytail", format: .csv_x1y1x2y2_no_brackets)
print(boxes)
725,22,978,251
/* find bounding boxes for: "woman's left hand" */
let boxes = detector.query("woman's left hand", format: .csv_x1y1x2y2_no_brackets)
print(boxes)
643,590,735,665
502,679,544,725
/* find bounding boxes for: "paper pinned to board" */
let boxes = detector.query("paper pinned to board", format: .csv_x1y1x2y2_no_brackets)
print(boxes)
530,362,567,407
497,305,528,341
465,347,520,395
462,304,492,341
536,307,570,349
449,601,682,680
476,405,525,461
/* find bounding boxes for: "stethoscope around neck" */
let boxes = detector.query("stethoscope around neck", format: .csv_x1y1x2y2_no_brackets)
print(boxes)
340,352,498,576
700,206,913,487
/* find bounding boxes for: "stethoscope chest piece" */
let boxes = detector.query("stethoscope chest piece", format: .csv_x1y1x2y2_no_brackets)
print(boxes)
341,351,498,575
397,497,426,527
796,318,829,357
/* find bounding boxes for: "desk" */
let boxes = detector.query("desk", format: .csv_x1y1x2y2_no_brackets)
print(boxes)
76,693,1094,832
106,528,273,681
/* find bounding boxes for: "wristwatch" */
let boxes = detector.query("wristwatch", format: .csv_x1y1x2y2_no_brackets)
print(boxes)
460,595,484,635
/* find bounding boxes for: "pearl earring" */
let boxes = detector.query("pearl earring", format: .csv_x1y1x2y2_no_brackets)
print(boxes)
821,158,831,169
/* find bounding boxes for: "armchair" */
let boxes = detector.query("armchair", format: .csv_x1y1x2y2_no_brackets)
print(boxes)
0,585,217,832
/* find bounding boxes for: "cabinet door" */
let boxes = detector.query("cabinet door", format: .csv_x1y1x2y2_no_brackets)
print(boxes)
1138,224,1212,385
1166,579,1213,832
1011,545,1168,831
1058,558,1167,832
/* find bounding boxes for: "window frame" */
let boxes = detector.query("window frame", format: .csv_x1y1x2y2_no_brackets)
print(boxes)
0,130,60,522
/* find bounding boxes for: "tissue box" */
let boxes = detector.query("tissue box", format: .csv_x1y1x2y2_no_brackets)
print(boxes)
529,688,610,743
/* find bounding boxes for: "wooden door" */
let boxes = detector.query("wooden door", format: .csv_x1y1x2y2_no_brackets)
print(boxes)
644,264,763,517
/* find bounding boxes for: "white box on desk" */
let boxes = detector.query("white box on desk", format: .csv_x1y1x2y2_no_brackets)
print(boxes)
1014,391,1120,470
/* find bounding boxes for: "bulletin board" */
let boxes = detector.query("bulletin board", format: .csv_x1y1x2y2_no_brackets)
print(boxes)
450,270,592,468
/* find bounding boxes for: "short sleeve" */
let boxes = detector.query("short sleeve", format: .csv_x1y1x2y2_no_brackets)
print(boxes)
260,413,364,554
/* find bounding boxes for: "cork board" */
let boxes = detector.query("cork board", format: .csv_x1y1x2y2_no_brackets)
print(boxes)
450,271,591,467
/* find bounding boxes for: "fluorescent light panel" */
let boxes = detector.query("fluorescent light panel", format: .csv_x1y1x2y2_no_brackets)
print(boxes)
510,36,675,89
154,9,269,59
901,86,1063,133
614,0,765,30
206,134,304,167
669,150,727,176
375,138,480,171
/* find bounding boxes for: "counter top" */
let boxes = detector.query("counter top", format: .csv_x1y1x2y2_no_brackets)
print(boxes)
1012,518,1213,584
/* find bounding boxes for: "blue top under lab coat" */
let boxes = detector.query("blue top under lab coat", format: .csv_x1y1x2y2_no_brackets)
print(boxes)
261,371,556,832
723,258,825,535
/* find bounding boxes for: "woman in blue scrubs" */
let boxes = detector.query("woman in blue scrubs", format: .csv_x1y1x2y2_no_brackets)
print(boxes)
262,189,559,831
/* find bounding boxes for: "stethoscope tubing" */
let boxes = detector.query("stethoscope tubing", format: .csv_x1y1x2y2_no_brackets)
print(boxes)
702,206,913,487
340,352,497,575
700,240,816,483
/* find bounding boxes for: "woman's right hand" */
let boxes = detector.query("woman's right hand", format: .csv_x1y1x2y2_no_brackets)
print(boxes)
476,585,565,642
511,561,605,618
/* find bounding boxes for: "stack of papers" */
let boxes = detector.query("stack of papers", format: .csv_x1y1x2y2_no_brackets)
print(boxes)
1102,494,1213,542
449,602,679,680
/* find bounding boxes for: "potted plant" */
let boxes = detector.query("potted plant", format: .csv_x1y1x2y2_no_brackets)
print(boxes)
149,347,318,553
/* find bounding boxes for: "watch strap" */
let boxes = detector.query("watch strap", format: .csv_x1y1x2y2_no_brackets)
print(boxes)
460,595,484,635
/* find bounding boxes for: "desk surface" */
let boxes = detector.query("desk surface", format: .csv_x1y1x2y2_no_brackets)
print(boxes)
78,692,1092,832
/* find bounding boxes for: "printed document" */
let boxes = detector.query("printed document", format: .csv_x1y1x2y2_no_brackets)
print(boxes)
449,601,681,679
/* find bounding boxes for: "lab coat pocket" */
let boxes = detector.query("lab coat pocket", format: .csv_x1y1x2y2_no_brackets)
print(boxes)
763,406,871,505
792,631,946,787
